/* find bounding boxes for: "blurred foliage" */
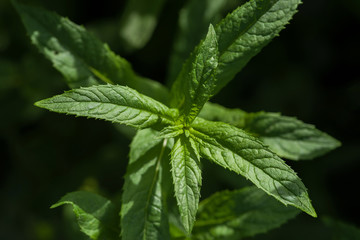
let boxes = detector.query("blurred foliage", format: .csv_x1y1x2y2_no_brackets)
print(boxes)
0,0,359,239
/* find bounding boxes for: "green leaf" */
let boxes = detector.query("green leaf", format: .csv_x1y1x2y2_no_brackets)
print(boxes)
167,0,230,87
13,1,133,88
192,186,299,240
157,125,184,139
35,85,177,129
13,1,170,103
51,191,119,240
190,117,317,217
130,75,171,104
199,103,341,160
214,0,302,93
322,217,360,240
171,135,202,234
121,129,171,240
198,102,247,128
119,0,167,52
170,24,218,124
245,112,341,160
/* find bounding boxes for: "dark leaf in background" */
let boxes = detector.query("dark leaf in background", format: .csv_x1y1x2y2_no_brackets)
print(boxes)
1,0,359,239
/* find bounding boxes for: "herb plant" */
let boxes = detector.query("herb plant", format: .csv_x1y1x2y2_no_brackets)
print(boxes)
14,0,341,239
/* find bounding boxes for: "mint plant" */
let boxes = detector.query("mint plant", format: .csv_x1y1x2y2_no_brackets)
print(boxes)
14,0,341,239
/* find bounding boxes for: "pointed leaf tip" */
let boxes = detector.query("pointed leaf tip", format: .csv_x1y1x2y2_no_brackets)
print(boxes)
171,135,202,234
191,118,317,217
245,112,342,160
170,21,219,124
33,85,176,129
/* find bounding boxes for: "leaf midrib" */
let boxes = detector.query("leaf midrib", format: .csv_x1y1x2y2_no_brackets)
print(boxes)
41,95,175,124
183,141,194,231
217,0,279,59
143,139,167,239
190,128,313,213
174,137,193,231
24,7,123,85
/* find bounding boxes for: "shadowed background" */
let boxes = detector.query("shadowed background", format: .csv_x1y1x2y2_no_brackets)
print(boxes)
0,0,359,239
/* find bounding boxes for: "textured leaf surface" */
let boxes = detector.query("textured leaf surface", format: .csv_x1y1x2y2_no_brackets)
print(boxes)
167,0,229,86
157,125,184,139
191,118,316,217
214,0,302,93
119,0,166,52
200,103,341,160
14,1,169,103
51,191,119,240
35,85,177,129
245,112,341,160
121,129,170,240
170,25,218,124
171,135,202,234
192,187,299,240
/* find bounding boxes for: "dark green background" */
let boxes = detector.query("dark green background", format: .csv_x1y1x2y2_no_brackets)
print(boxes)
1,0,359,239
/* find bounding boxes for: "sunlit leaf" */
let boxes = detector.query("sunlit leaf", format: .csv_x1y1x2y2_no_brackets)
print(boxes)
35,85,177,129
170,25,218,124
214,0,302,93
121,129,171,240
171,135,202,234
14,1,169,103
191,117,316,217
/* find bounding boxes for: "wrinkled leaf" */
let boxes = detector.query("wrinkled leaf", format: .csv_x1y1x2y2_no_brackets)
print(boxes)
214,0,302,93
191,117,316,217
157,125,184,139
170,24,218,124
245,112,341,160
199,103,341,160
171,135,202,234
51,191,119,240
167,0,230,86
35,85,177,129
